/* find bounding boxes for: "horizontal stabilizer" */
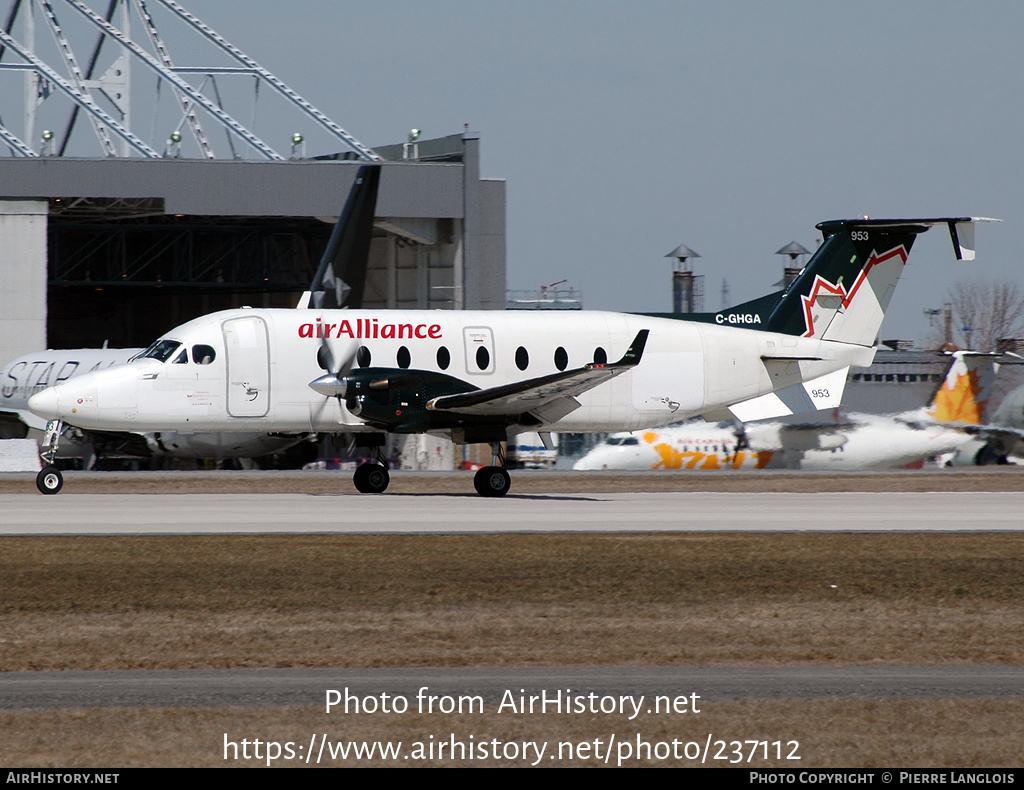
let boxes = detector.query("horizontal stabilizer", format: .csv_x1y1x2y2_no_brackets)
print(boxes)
721,367,849,423
819,216,1000,261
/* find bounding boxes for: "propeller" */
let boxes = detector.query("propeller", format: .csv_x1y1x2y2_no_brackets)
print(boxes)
309,334,361,399
730,420,749,455
308,335,364,428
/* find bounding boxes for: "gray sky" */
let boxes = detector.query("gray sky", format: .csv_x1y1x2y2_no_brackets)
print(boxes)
9,1,1024,344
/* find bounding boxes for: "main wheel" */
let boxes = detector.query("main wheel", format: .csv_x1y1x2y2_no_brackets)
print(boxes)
474,465,511,497
36,465,64,495
353,462,390,493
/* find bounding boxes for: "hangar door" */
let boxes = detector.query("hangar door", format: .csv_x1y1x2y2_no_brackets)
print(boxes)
223,316,271,418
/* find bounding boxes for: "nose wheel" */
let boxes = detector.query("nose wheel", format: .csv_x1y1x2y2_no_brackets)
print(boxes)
36,465,64,495
35,420,65,495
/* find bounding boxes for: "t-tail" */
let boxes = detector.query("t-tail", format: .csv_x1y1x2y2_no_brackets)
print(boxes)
690,217,998,347
296,164,382,310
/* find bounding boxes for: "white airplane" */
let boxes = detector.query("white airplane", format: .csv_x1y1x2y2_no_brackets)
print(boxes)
2,347,139,462
4,164,381,480
574,351,1000,471
950,377,1024,465
27,216,993,496
0,344,317,465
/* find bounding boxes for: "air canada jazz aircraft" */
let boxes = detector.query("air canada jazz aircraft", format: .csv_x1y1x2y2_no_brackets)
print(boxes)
27,215,994,496
953,378,1024,465
4,164,380,480
574,351,1001,471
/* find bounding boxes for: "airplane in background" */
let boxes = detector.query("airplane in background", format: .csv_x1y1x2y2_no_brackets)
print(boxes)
27,215,995,496
948,377,1024,465
0,343,314,465
3,346,140,464
3,164,380,481
573,350,1001,471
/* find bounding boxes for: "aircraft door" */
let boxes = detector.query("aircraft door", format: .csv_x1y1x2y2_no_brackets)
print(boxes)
463,326,495,375
223,316,270,417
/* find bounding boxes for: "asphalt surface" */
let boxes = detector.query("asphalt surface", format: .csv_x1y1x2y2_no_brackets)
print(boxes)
2,488,1024,535
3,468,1023,711
4,666,1024,710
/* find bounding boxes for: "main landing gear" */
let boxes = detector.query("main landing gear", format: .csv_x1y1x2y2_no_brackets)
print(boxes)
36,420,64,495
352,446,390,494
473,442,511,498
347,440,512,497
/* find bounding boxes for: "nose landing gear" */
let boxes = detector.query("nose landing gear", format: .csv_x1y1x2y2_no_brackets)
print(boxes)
35,420,64,495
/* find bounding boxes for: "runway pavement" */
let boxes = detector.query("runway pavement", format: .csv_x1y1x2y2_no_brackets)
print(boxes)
4,666,1024,709
2,489,1023,535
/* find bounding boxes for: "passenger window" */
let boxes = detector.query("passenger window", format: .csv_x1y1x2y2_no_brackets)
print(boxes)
515,346,529,371
593,347,607,365
192,345,216,365
436,346,451,370
476,346,490,371
554,347,568,371
397,346,411,369
357,347,372,368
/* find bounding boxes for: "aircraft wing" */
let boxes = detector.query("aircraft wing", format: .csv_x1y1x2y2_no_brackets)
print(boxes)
427,330,648,423
963,426,1024,459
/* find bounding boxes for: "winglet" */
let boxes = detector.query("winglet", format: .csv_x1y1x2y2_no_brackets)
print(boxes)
606,329,648,368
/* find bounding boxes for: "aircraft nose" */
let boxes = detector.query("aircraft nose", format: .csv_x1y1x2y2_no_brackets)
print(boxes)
27,387,61,420
573,455,595,471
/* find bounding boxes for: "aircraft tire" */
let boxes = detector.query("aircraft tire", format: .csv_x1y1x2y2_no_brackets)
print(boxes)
474,466,511,497
353,462,389,494
36,465,64,495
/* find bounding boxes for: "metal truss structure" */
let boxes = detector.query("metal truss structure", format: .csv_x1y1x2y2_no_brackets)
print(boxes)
50,209,333,290
0,0,380,160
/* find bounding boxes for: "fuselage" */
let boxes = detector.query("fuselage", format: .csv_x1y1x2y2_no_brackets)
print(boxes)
27,307,875,437
1,348,138,458
1,347,138,425
574,415,974,471
3,345,303,460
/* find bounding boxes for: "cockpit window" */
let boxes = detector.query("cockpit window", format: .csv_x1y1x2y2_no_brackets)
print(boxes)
171,349,188,364
192,345,216,365
606,436,638,446
138,339,182,362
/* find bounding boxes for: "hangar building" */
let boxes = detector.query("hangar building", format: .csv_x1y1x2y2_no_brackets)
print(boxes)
0,132,506,365
0,1,505,366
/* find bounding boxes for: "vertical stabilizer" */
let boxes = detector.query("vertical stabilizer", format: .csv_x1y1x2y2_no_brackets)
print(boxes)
926,351,1001,425
764,218,995,347
297,164,381,309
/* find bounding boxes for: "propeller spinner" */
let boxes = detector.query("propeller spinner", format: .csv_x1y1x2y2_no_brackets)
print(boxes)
309,336,361,398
